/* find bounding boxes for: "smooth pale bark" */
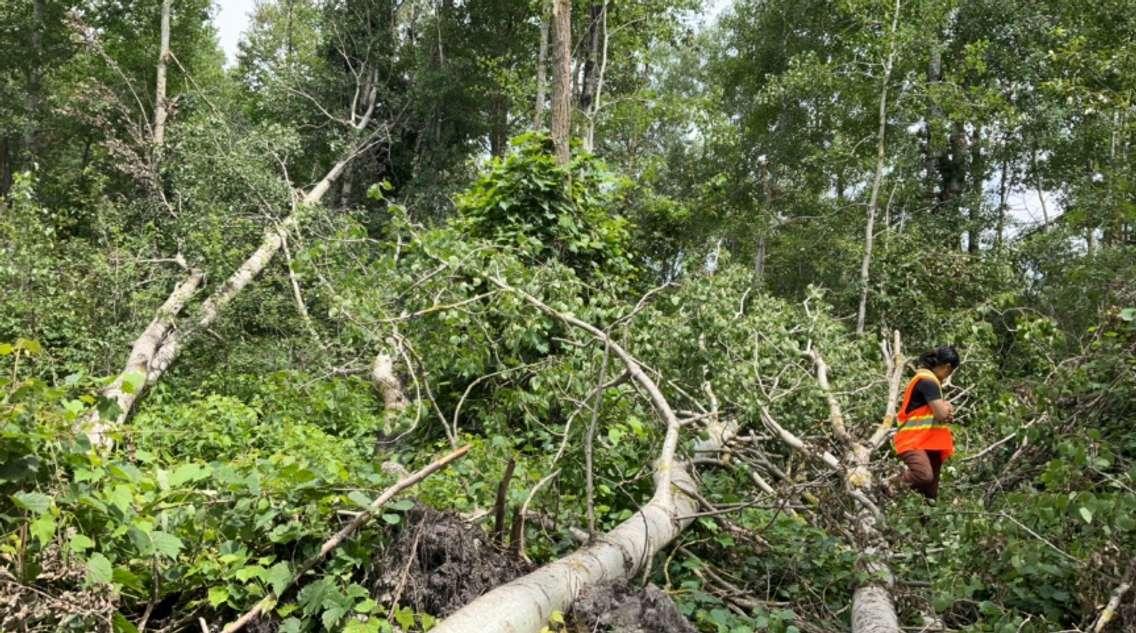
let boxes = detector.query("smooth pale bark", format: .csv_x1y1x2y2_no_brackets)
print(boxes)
434,278,737,633
533,0,550,129
856,0,901,336
371,351,408,411
581,2,607,152
773,338,905,633
153,0,172,152
83,269,203,448
433,420,734,633
550,0,572,165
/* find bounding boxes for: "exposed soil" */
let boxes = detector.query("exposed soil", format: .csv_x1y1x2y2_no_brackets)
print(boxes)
568,581,697,633
371,505,531,617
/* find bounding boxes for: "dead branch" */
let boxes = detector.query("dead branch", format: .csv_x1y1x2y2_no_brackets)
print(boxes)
222,445,470,633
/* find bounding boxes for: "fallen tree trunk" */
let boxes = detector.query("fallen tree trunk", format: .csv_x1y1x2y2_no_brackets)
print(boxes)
433,278,737,633
82,142,372,449
764,336,905,633
82,268,203,448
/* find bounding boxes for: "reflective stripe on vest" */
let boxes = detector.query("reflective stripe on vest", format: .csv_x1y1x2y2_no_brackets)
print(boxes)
894,368,954,458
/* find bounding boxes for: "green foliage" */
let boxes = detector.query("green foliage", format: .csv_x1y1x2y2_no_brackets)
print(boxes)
457,132,634,279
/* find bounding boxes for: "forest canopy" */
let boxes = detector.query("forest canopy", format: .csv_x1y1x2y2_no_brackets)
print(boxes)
1,1,1134,632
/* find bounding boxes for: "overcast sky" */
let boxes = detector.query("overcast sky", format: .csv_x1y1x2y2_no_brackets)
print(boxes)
208,0,1057,233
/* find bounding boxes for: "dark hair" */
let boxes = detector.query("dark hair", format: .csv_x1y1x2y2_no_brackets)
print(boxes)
918,346,960,370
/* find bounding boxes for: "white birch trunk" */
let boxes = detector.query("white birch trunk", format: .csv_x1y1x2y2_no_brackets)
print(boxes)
433,422,733,633
371,351,408,411
82,269,203,448
83,151,356,449
436,278,736,633
153,0,172,151
534,0,550,129
856,0,901,336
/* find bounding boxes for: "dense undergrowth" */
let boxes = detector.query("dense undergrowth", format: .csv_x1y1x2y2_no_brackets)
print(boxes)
2,137,1134,631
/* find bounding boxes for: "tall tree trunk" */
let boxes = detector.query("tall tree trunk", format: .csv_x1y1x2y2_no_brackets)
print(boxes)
550,0,572,165
966,127,984,253
579,3,603,110
0,137,11,197
995,159,1009,250
153,0,172,153
490,96,508,157
534,0,550,129
582,3,608,152
923,43,942,205
23,0,45,159
856,0,901,336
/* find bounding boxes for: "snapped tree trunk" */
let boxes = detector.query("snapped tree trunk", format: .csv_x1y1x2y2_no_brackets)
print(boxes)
81,146,361,449
550,0,572,165
856,0,901,336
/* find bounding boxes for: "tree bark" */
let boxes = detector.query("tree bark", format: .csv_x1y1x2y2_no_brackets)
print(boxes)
371,349,408,411
22,0,45,159
534,1,550,129
82,269,204,448
433,278,737,633
82,144,364,449
995,159,1009,250
582,3,608,153
856,0,901,336
550,0,572,165
153,0,172,153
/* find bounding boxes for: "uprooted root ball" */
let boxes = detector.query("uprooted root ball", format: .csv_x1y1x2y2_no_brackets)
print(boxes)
569,581,697,633
371,505,530,617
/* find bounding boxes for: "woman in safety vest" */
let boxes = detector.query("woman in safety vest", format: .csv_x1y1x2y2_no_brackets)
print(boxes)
883,346,960,500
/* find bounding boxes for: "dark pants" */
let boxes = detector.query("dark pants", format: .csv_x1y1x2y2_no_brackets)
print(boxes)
899,450,944,500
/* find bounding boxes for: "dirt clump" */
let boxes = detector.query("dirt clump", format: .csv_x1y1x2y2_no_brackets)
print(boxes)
371,505,530,617
569,581,696,633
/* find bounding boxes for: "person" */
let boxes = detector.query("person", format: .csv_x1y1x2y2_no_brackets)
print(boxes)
882,346,960,501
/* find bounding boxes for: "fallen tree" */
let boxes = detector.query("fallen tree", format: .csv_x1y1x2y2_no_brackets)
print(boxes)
762,332,906,633
431,278,738,633
81,139,379,449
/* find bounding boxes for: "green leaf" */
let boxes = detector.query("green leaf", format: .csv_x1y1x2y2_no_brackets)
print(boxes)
1079,506,1093,523
354,598,377,614
1119,307,1136,322
266,562,292,596
150,531,183,559
107,484,133,513
114,567,146,593
235,565,266,582
395,606,415,630
208,586,230,607
169,463,210,487
70,534,95,553
381,513,401,525
120,370,145,395
11,491,52,515
0,342,13,356
15,338,43,356
389,499,415,512
86,553,113,586
30,514,55,545
112,612,140,633
347,491,373,509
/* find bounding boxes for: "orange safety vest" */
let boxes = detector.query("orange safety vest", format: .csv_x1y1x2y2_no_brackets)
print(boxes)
894,368,954,459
